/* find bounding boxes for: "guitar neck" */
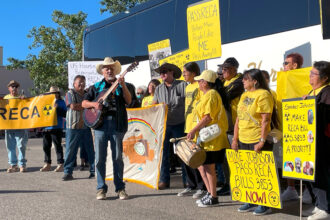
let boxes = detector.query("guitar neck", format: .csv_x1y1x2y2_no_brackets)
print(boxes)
100,70,128,102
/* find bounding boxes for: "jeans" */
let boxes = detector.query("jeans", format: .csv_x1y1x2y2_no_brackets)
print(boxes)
94,117,125,193
160,122,185,184
42,129,64,164
5,130,28,167
64,129,95,174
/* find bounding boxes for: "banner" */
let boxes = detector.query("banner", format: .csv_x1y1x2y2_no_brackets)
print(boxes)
148,39,172,79
282,98,316,181
187,0,222,61
226,149,282,209
0,94,57,129
106,104,167,189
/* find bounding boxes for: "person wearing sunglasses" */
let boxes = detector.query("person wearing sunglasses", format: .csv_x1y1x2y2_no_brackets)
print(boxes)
4,80,29,173
283,53,303,71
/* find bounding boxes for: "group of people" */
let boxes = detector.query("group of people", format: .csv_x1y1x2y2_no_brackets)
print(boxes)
2,54,329,220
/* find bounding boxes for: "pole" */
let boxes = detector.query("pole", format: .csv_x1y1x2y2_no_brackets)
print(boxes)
300,179,303,220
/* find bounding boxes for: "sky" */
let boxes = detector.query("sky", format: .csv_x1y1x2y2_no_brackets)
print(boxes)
0,0,111,66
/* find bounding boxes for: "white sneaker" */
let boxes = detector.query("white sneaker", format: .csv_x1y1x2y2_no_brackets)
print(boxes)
281,187,299,201
192,189,205,199
177,188,193,197
303,206,321,217
303,189,313,204
307,208,330,220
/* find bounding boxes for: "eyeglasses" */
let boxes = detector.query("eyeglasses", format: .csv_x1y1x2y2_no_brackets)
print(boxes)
283,61,291,66
136,92,143,95
310,71,320,76
160,69,169,74
10,85,18,88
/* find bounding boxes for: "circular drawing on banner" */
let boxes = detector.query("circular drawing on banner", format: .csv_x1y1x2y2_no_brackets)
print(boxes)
232,187,242,201
134,142,146,156
42,105,53,116
268,191,280,206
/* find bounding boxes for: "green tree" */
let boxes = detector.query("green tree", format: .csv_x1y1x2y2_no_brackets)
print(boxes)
7,11,87,95
100,0,149,14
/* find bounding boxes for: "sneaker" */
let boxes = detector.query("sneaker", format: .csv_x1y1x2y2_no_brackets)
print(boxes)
217,184,230,196
193,189,205,199
118,189,129,200
303,206,321,217
177,188,193,197
198,196,220,207
303,189,313,204
54,164,64,172
238,203,257,212
96,189,107,200
281,187,299,201
307,208,330,220
62,173,73,181
20,166,27,173
7,165,19,173
196,192,210,204
40,163,51,172
253,206,272,215
88,173,95,179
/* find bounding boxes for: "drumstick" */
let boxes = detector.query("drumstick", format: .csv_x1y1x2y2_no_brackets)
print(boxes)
169,136,187,143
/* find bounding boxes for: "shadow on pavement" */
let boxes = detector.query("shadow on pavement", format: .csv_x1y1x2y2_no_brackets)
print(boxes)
0,190,56,194
128,193,178,199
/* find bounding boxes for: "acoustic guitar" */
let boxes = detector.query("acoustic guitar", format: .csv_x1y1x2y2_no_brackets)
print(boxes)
83,61,139,128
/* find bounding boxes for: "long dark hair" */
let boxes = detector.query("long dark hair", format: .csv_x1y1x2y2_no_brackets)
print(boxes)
207,79,230,112
145,79,161,96
184,62,200,76
243,69,279,129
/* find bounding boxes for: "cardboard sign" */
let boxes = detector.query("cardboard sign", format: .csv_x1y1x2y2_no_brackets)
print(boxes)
187,0,222,61
282,98,316,181
148,39,172,79
227,149,282,209
0,94,57,129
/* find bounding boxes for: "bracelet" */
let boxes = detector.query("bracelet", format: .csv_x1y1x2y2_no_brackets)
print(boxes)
259,138,266,143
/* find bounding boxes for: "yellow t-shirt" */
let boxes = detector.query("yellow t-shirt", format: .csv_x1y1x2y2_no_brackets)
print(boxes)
4,94,19,99
141,95,154,107
237,89,274,143
184,82,202,133
311,85,327,96
195,89,229,151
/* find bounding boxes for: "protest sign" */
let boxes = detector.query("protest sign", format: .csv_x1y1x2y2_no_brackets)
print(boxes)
68,61,103,89
148,39,172,78
0,94,57,129
226,149,282,209
159,49,191,72
106,104,167,189
187,0,222,61
282,98,316,181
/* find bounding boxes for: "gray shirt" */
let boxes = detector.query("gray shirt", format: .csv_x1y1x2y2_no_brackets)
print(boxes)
153,80,186,125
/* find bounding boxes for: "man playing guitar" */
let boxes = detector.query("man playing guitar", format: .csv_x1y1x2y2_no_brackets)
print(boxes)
82,57,131,200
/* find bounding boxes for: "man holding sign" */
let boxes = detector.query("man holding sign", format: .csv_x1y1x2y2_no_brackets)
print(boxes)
4,80,29,173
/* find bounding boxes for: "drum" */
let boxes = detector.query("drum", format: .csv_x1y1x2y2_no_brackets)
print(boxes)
175,140,206,169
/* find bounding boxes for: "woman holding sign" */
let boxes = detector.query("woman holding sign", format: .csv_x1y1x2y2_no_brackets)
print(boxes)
187,70,230,207
231,69,278,216
302,61,330,220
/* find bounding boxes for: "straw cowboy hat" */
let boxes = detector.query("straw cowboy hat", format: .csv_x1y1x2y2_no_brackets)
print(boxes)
7,80,20,88
154,63,182,79
96,57,122,75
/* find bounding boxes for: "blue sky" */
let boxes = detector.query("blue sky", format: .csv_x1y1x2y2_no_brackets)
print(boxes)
0,0,111,65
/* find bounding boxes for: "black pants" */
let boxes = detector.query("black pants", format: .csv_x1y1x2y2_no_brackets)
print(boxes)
183,163,205,190
42,129,64,164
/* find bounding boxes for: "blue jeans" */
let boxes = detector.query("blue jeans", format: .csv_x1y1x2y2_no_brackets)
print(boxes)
5,130,28,167
160,122,185,184
64,128,95,174
94,117,125,192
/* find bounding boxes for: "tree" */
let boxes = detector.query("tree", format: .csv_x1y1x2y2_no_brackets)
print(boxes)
7,11,87,95
100,0,149,14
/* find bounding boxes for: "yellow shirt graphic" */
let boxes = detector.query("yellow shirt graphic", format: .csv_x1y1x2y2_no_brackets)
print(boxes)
237,89,273,143
184,82,201,133
195,89,229,151
142,95,154,107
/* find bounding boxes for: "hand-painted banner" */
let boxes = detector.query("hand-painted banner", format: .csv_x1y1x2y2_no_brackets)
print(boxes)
282,98,316,181
187,0,222,61
226,149,282,209
106,104,167,189
0,94,57,129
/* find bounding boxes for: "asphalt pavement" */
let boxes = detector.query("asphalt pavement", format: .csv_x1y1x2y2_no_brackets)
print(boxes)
0,138,308,220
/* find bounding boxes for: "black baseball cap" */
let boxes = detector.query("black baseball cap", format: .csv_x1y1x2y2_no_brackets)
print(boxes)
218,57,239,68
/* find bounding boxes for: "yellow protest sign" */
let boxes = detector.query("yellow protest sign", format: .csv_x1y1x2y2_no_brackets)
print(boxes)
187,0,221,61
148,39,172,79
226,149,282,209
0,94,57,129
148,39,171,52
159,49,191,71
282,98,316,181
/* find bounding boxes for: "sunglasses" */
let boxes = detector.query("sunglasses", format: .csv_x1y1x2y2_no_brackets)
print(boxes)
283,61,290,66
160,69,169,74
136,92,144,95
11,85,18,88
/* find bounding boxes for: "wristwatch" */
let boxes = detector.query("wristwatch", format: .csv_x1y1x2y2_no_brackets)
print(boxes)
259,138,266,143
